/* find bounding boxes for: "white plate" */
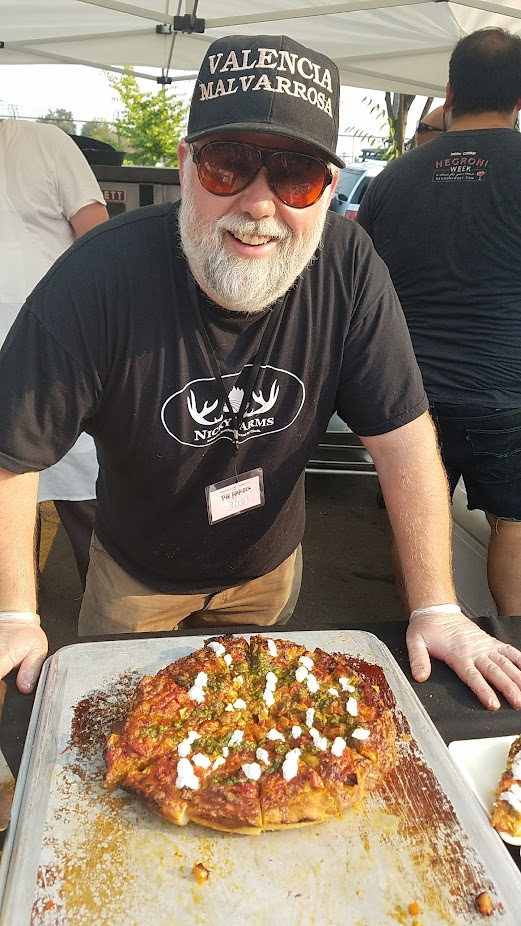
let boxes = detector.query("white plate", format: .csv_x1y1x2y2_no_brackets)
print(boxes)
449,735,521,846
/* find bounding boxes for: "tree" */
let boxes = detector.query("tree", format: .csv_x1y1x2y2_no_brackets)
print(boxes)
80,120,122,149
346,93,436,160
384,93,415,157
37,108,76,134
107,69,189,167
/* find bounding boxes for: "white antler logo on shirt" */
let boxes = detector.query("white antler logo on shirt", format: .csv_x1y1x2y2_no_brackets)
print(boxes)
187,381,280,425
244,381,280,417
161,366,304,448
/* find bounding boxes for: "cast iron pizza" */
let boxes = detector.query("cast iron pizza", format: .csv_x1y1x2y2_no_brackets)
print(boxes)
104,634,397,834
491,734,521,839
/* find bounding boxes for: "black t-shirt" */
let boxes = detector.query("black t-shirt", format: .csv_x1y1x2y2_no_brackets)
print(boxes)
357,128,521,406
0,203,426,593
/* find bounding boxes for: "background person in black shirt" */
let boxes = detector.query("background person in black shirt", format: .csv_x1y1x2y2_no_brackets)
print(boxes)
358,27,521,623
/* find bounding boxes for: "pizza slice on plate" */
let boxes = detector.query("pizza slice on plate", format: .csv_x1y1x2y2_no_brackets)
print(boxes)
490,734,521,839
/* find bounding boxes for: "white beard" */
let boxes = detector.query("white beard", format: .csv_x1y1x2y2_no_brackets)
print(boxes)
179,162,329,313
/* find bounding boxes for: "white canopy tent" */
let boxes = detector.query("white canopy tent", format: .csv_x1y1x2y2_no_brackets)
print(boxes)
2,0,521,97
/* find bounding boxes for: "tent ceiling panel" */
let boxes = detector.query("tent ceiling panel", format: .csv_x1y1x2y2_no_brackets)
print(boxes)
2,0,521,94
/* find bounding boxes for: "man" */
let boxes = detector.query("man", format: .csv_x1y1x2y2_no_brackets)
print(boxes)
0,35,520,713
414,105,445,146
0,118,109,586
358,27,521,621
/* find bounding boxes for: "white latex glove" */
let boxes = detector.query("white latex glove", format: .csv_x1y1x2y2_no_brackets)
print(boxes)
0,615,48,694
406,609,521,711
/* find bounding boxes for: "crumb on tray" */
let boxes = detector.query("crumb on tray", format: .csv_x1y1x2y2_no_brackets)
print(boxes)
475,892,494,916
192,862,210,885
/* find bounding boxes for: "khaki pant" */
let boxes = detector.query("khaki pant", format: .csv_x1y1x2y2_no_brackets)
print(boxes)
78,534,302,635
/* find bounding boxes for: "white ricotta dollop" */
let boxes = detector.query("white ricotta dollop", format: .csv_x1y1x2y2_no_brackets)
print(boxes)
256,747,270,765
263,671,277,706
309,728,328,751
305,708,315,728
282,748,301,782
500,782,521,814
224,703,234,712
177,730,200,757
234,698,247,710
188,671,208,703
267,638,278,657
306,674,319,694
242,762,262,781
331,737,347,757
192,753,211,769
267,729,285,742
228,729,244,748
207,641,225,657
511,753,521,780
212,756,226,770
345,697,358,717
351,728,370,741
299,655,314,671
175,758,199,790
295,665,308,683
339,677,356,693
224,653,233,666
291,725,302,739
328,688,338,697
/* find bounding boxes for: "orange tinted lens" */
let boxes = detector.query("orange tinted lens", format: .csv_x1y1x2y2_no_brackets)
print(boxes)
268,152,328,207
197,143,261,196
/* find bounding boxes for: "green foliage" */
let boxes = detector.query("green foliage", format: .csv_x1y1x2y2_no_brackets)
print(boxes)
107,69,189,167
346,93,419,160
80,120,121,149
384,92,416,157
345,97,396,162
37,108,76,134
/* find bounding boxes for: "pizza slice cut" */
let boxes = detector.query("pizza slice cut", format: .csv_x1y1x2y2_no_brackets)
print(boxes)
256,647,397,825
490,734,521,839
115,720,263,833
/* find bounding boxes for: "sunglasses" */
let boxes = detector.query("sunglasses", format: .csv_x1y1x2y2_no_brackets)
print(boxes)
416,120,444,134
191,140,333,208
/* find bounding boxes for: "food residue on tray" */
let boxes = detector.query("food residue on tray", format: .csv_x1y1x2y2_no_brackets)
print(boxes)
475,891,494,916
192,862,210,885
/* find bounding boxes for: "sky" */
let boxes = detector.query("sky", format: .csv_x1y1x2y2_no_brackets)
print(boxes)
0,64,443,161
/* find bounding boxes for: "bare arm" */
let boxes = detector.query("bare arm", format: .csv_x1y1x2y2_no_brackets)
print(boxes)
361,411,455,611
70,202,109,238
0,468,48,691
360,413,521,710
0,468,39,612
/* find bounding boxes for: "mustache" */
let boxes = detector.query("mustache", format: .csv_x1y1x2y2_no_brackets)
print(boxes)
217,214,292,241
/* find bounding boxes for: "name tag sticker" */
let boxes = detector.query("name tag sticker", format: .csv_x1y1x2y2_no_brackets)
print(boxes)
206,468,265,525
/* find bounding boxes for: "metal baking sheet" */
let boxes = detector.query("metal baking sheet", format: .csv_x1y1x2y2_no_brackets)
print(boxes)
1,630,521,925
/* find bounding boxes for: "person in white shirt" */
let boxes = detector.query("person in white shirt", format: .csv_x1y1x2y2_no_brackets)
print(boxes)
0,118,108,586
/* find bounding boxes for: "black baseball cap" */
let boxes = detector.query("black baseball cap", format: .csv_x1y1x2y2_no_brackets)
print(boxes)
186,34,345,168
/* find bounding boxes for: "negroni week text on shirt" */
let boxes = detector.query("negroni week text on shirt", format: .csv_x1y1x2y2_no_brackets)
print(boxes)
432,149,489,183
198,47,334,116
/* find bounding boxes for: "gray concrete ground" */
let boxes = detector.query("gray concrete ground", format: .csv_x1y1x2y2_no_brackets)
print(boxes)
37,473,403,655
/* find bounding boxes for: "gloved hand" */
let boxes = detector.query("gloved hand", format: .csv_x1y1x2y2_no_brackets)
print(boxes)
0,613,48,694
406,607,521,711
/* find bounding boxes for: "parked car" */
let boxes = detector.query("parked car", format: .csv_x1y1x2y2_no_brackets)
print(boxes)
329,161,386,221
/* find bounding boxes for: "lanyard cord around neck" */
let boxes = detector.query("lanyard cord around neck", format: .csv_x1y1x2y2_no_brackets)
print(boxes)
187,270,287,455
